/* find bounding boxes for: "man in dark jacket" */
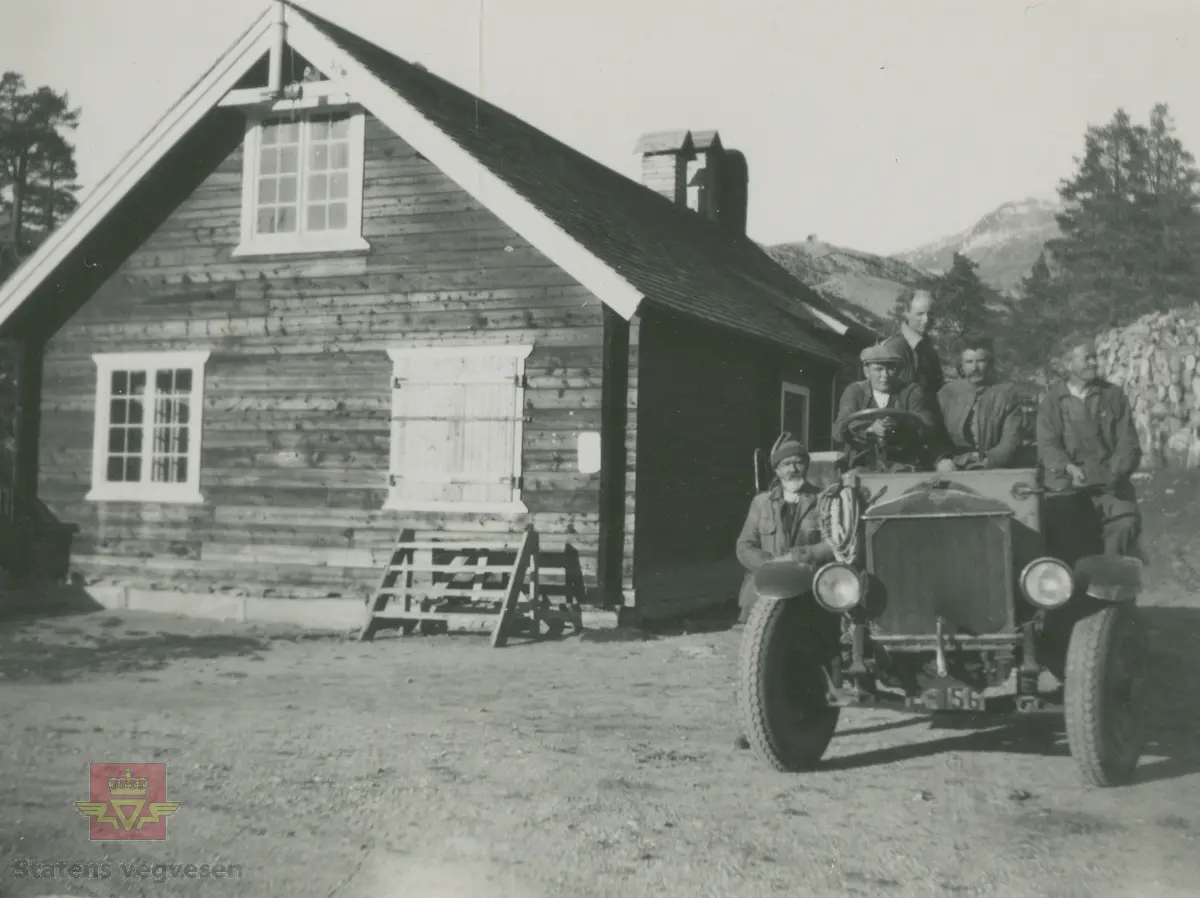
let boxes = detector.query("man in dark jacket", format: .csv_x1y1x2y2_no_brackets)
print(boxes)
938,337,1030,469
1036,337,1142,557
895,288,946,396
833,340,954,472
735,433,836,624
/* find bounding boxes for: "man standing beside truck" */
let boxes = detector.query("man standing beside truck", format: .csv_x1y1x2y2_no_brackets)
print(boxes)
1036,336,1142,557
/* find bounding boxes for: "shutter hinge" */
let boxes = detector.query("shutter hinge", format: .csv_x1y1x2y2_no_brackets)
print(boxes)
509,475,524,491
514,372,527,388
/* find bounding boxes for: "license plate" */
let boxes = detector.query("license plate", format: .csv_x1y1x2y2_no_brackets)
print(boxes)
921,686,986,711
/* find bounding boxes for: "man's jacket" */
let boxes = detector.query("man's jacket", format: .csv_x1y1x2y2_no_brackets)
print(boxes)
736,480,835,574
1036,379,1142,492
833,380,949,468
891,332,946,396
937,378,1028,468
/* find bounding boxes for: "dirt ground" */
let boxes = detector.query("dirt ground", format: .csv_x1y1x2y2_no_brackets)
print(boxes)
2,471,1199,898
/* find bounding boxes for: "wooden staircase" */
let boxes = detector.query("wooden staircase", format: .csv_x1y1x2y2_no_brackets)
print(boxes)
358,524,584,647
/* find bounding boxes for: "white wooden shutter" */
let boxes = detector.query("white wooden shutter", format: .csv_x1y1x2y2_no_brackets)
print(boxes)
388,347,528,507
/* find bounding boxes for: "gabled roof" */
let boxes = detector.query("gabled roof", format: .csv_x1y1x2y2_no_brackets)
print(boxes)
0,1,873,362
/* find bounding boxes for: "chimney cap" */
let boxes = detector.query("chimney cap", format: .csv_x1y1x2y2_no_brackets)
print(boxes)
633,130,694,155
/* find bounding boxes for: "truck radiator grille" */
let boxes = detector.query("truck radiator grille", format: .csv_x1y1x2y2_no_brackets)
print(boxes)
866,516,1013,636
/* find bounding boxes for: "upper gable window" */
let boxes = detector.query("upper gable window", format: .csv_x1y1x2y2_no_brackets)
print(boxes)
233,108,368,257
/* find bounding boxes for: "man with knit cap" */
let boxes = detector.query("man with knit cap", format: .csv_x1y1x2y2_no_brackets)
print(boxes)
732,433,838,751
833,339,954,472
735,432,836,625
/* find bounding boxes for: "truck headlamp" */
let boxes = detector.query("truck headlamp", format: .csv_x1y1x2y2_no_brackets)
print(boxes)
1020,558,1074,609
813,563,864,612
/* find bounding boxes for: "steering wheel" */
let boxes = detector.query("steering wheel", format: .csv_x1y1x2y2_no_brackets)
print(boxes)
836,408,929,451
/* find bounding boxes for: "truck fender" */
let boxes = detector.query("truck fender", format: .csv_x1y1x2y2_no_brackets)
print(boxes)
1073,554,1143,602
753,558,817,600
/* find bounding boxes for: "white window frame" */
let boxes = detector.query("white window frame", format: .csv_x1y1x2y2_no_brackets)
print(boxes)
86,350,210,505
384,344,531,515
232,100,369,258
780,381,811,447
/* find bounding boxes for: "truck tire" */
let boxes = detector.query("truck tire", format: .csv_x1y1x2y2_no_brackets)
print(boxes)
737,595,839,772
1064,602,1146,787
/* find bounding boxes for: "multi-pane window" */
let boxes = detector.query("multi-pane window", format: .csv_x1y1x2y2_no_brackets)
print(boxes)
88,352,209,504
235,108,367,256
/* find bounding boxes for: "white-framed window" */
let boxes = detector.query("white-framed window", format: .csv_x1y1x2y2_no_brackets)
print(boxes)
385,345,532,515
232,105,368,257
86,351,210,504
780,381,811,447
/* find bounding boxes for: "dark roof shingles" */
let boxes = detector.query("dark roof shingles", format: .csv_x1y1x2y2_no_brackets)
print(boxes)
294,5,869,361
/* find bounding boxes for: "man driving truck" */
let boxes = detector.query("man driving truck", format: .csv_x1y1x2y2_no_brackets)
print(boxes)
833,340,955,472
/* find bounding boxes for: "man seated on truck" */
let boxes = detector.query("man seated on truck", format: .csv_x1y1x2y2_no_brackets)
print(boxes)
1036,335,1142,558
732,432,838,751
833,339,955,473
937,337,1032,469
734,433,836,626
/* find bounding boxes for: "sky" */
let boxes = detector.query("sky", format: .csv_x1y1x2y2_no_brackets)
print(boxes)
1,0,1198,256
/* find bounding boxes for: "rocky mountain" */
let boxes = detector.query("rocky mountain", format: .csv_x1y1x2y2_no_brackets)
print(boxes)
893,197,1062,297
765,236,936,334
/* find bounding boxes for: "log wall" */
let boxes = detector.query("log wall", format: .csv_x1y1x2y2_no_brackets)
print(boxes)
38,113,613,601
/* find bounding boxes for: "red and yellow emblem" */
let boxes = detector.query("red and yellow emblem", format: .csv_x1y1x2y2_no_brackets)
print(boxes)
74,763,180,841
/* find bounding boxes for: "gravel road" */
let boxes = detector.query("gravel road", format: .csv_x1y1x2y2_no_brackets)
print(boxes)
1,586,1198,898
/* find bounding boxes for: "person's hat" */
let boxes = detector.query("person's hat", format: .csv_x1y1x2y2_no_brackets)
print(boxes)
860,337,905,365
770,432,809,468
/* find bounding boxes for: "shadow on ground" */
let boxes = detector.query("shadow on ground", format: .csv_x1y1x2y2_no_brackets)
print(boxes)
824,606,1200,785
0,582,273,683
0,627,272,683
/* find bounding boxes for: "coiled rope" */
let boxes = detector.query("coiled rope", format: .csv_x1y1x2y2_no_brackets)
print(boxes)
818,478,861,564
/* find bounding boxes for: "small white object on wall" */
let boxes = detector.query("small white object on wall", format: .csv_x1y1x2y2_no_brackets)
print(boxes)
577,432,601,474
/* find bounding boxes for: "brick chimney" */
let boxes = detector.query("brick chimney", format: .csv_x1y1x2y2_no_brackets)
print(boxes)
634,129,749,236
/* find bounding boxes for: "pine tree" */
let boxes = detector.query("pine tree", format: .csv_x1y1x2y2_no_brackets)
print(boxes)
1010,251,1068,381
0,71,81,279
932,253,995,354
1046,104,1200,331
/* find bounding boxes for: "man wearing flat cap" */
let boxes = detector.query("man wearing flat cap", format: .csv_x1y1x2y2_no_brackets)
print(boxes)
735,432,837,625
833,339,954,472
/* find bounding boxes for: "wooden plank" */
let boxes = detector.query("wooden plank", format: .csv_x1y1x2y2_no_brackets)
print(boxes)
491,526,537,648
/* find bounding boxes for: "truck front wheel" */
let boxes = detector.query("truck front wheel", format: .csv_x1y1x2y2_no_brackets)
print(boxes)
1064,602,1146,787
737,595,840,772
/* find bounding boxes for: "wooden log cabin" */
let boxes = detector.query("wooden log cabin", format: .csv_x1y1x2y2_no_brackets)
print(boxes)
0,1,875,625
